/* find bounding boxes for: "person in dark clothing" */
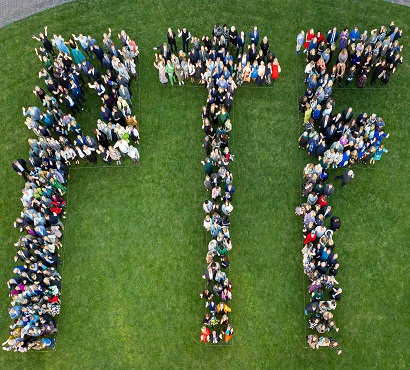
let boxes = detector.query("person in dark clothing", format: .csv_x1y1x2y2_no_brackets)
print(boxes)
91,44,104,64
370,60,386,85
201,157,213,176
177,27,191,53
330,287,342,301
32,26,56,56
334,169,354,187
330,216,342,231
12,159,30,181
305,302,318,315
167,28,177,53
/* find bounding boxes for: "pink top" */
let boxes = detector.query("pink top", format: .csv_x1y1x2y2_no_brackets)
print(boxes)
339,136,348,146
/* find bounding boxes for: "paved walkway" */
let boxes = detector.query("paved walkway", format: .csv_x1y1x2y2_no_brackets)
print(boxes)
0,0,74,28
385,0,410,5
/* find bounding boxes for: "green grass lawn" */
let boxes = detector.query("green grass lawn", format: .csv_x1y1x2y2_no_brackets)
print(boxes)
0,0,409,369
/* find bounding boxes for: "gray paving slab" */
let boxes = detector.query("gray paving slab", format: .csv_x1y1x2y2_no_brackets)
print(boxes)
0,0,74,28
385,0,410,6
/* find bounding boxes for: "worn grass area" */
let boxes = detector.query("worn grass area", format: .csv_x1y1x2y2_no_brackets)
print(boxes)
0,0,409,369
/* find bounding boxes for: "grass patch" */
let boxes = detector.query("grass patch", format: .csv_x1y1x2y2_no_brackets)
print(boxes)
0,0,408,368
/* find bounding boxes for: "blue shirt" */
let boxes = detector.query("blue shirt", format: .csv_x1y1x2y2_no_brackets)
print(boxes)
218,79,227,89
297,33,304,45
249,30,260,45
349,29,360,42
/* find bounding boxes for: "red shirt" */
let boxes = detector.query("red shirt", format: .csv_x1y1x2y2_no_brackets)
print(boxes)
304,232,317,245
317,195,328,207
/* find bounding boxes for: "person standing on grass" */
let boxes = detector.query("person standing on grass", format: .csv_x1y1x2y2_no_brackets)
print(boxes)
200,326,210,342
296,30,305,55
22,106,41,123
330,216,341,232
32,26,56,57
154,56,168,85
349,26,360,44
334,169,354,187
271,58,281,84
203,200,213,214
326,27,339,46
307,334,319,349
128,145,140,166
108,146,122,165
165,59,176,86
12,159,30,181
370,60,386,86
224,324,233,344
249,26,260,46
154,43,171,61
167,28,178,53
236,31,245,56
114,138,130,158
201,157,213,176
229,26,238,50
52,34,70,55
60,94,82,116
178,27,191,53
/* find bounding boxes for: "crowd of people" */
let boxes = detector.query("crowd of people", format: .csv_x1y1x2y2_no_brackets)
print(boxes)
154,24,281,87
30,26,140,166
297,22,404,88
295,169,342,354
296,40,391,351
5,156,64,352
184,23,258,345
299,71,390,167
6,18,398,351
4,26,140,352
154,23,282,343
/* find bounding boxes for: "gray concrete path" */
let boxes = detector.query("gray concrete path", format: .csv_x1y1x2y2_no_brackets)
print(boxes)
385,0,410,5
0,0,74,28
